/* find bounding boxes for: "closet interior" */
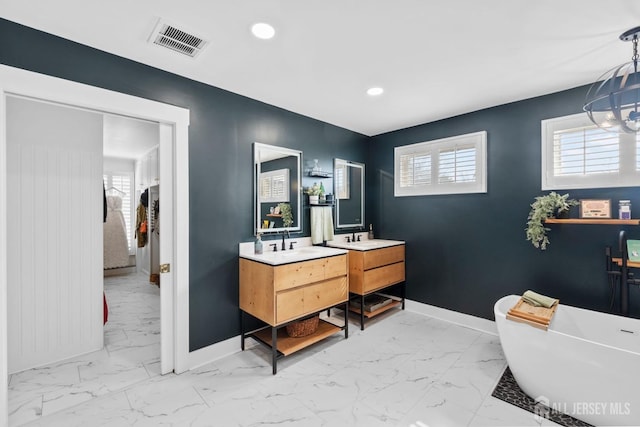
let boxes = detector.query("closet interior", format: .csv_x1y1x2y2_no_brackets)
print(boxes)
103,114,161,283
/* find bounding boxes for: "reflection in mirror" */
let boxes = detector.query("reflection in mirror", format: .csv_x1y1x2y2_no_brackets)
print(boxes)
254,143,301,235
334,158,364,229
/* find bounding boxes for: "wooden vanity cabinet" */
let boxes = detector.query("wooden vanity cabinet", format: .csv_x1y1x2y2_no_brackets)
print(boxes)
348,244,406,329
239,253,349,374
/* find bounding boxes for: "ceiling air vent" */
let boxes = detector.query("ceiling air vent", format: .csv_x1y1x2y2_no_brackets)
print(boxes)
149,20,207,58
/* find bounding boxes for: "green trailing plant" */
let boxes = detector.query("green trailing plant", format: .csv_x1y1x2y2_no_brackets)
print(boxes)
277,202,293,228
526,191,579,250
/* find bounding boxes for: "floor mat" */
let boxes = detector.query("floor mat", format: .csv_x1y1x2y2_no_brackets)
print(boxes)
491,367,592,427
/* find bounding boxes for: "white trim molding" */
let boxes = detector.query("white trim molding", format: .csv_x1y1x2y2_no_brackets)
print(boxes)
0,72,7,427
0,64,191,426
186,335,249,372
405,299,498,336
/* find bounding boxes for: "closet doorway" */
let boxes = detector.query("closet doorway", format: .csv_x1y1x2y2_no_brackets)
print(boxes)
6,100,169,372
0,64,191,424
103,115,162,387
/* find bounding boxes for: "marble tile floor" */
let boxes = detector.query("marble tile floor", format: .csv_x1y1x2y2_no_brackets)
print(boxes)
9,272,161,426
9,285,560,426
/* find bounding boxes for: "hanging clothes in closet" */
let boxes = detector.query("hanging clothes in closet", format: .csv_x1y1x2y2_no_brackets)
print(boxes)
136,188,148,248
103,189,130,269
151,199,159,235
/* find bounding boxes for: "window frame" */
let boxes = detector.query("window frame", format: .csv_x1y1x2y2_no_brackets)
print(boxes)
541,113,639,190
394,130,487,197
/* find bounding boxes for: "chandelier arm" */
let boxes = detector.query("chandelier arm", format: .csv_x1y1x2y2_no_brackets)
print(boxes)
584,26,640,133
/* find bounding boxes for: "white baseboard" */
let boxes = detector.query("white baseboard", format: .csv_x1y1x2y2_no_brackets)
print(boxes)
186,334,254,371
185,301,497,372
405,299,497,336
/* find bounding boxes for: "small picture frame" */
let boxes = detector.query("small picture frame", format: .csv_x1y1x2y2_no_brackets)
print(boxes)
579,199,611,218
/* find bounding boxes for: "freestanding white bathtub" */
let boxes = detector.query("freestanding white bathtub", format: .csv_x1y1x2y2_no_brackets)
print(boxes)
495,295,640,426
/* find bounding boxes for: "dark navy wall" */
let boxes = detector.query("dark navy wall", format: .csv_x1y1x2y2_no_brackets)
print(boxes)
369,87,640,320
0,19,368,351
4,18,638,351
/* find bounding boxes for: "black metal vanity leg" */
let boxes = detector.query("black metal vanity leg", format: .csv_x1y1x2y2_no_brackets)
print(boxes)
402,282,406,310
272,327,278,375
240,310,245,350
360,294,365,330
343,301,349,339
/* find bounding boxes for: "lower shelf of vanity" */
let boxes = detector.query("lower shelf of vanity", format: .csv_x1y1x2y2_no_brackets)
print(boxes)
251,319,342,356
348,299,402,318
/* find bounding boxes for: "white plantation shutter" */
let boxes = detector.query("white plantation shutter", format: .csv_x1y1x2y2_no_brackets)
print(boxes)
553,126,618,176
400,153,431,187
542,113,639,189
394,131,486,196
335,163,350,199
438,145,476,184
259,169,289,203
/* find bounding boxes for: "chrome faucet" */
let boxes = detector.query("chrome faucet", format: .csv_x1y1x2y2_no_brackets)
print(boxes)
281,229,290,251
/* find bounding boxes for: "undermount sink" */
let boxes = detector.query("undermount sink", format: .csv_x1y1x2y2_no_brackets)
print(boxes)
240,244,347,265
326,238,405,251
279,247,319,256
349,241,382,247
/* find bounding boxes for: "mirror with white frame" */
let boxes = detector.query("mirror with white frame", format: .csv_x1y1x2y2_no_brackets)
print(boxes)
334,158,364,229
254,142,302,235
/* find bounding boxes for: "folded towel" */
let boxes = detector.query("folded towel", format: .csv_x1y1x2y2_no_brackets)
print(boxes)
522,290,558,308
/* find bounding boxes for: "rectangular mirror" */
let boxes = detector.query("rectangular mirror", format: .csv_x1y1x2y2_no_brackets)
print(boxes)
334,158,364,229
254,142,301,235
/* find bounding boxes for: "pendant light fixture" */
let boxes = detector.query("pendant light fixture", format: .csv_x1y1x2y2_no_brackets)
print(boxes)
584,26,640,133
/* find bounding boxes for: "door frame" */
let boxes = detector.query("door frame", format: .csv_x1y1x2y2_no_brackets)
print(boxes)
0,64,191,426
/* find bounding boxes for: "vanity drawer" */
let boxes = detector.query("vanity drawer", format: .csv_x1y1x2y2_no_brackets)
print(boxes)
362,245,405,270
353,261,405,294
276,276,348,324
323,254,348,279
274,254,347,291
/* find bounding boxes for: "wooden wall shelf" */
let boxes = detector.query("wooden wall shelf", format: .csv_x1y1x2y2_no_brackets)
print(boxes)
544,218,640,225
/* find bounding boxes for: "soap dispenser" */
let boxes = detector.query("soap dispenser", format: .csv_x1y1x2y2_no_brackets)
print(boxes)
368,224,374,240
254,233,263,254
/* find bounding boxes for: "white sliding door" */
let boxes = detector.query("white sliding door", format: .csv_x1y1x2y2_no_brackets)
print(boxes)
7,96,103,373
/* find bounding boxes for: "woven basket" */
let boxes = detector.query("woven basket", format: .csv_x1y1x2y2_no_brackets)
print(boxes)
286,315,319,337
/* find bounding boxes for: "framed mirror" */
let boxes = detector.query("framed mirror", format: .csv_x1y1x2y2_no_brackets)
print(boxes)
254,142,302,235
334,158,364,229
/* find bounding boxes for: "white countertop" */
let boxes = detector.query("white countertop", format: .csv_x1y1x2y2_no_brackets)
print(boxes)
239,237,347,265
326,236,405,251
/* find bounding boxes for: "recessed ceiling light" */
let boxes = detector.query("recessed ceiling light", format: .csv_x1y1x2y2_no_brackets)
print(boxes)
251,23,275,40
367,87,384,96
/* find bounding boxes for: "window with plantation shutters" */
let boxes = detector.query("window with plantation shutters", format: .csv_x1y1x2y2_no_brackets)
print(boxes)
259,169,289,203
394,131,487,196
541,113,639,190
334,163,350,199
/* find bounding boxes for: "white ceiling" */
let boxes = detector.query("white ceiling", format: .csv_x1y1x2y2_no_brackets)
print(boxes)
103,114,158,159
2,1,640,136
